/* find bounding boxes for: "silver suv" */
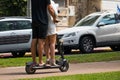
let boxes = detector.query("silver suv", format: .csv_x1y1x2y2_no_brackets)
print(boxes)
0,17,32,57
57,11,120,53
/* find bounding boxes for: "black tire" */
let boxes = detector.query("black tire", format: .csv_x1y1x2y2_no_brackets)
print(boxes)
12,52,25,57
59,60,69,72
110,45,120,51
79,36,95,53
25,65,36,74
63,47,71,54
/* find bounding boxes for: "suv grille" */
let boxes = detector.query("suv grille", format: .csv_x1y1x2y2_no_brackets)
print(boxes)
57,34,63,41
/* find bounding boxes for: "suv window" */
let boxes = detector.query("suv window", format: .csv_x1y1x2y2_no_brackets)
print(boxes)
115,13,120,23
75,15,100,26
14,21,31,30
100,14,116,25
0,20,31,31
0,21,13,31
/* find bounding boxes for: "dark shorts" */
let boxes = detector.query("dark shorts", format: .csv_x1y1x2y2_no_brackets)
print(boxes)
32,22,48,39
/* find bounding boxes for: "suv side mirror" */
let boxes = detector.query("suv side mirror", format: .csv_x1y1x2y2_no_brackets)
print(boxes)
97,22,105,27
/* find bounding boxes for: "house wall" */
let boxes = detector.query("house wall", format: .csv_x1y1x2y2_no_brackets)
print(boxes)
54,0,65,7
101,0,120,12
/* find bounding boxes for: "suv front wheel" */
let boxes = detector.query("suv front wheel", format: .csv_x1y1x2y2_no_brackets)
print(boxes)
110,45,120,51
12,52,25,57
79,36,95,53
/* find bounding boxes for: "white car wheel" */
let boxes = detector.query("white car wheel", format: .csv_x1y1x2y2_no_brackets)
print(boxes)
79,36,95,53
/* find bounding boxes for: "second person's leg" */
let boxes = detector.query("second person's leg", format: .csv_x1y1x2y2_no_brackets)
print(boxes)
49,34,57,65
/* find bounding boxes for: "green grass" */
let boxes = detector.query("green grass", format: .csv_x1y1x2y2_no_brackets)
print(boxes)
66,51,120,63
0,52,120,80
0,51,120,67
20,71,120,80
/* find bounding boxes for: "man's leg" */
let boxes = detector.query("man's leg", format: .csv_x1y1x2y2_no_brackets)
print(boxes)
38,39,45,64
31,39,37,63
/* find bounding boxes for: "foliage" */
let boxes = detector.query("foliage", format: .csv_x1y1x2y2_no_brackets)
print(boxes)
0,0,27,16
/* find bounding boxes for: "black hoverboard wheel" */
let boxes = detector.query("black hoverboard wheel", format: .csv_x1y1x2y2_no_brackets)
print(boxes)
59,59,69,72
25,62,36,74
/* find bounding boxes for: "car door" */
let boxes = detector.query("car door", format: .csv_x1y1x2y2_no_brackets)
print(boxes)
0,21,18,52
96,14,118,43
13,20,32,51
114,13,120,42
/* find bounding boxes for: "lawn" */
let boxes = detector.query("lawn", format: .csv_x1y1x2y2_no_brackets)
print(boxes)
0,51,120,80
0,51,120,67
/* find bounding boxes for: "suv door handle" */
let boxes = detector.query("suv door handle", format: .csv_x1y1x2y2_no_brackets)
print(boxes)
10,32,16,35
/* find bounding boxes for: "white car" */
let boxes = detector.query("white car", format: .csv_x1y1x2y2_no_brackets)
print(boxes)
0,17,32,57
57,11,120,53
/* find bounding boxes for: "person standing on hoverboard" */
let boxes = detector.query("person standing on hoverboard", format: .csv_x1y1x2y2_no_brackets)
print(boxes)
44,0,59,66
31,0,58,66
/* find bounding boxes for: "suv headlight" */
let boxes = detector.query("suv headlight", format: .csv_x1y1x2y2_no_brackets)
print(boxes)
63,32,76,38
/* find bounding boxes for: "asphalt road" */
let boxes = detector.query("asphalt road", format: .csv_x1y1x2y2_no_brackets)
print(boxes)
0,60,120,80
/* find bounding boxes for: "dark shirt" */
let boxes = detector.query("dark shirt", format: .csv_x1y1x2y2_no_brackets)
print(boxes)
31,0,51,25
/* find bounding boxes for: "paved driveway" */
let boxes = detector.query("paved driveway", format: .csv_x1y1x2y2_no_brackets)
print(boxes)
0,60,120,80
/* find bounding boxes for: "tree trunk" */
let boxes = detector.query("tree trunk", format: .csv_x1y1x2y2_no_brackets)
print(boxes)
69,0,101,23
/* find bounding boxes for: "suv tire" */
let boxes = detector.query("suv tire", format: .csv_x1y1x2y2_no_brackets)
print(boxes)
63,47,71,54
12,52,25,57
110,45,120,51
79,36,95,53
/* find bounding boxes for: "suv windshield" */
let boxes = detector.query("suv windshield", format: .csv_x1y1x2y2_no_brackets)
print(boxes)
75,15,100,26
